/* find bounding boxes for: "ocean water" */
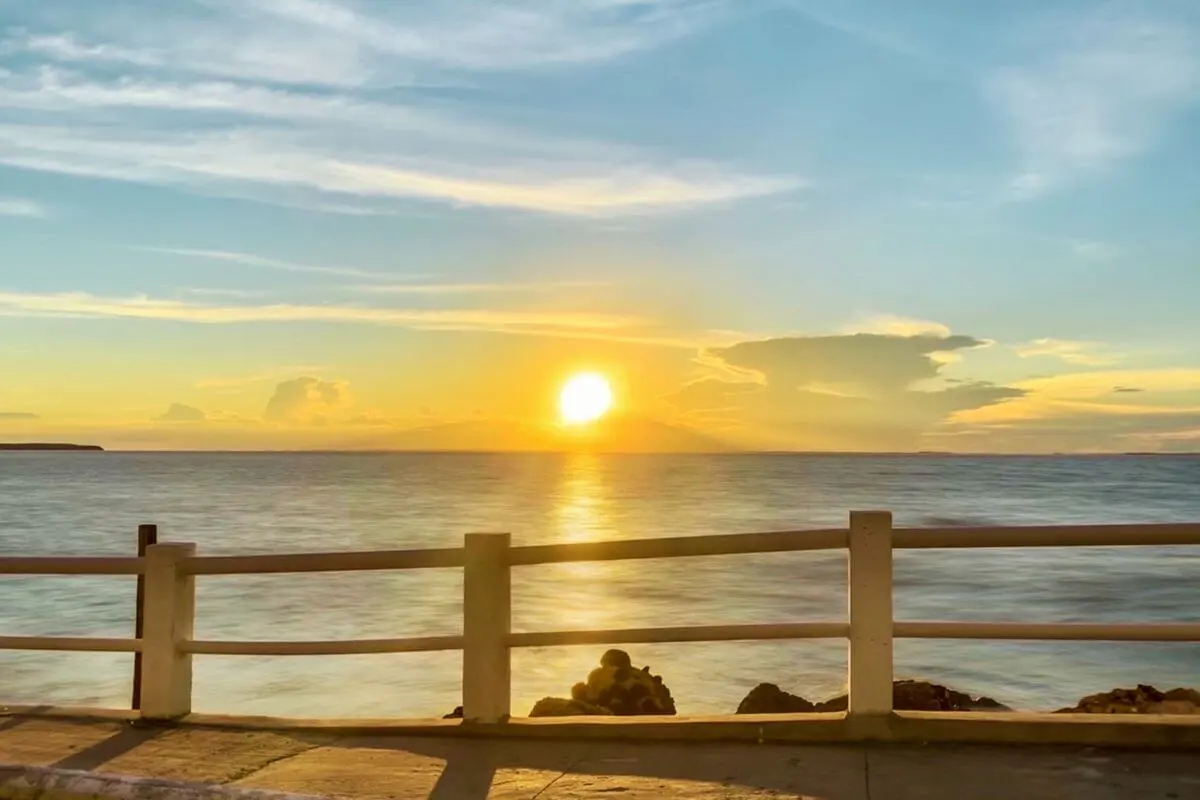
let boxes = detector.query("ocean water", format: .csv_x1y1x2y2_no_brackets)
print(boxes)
1,452,1198,718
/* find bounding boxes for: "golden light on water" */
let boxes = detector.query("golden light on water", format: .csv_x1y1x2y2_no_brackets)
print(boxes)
558,372,613,425
549,452,619,629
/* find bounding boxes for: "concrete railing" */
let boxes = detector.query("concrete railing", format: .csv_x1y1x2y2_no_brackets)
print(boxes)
3,511,1200,724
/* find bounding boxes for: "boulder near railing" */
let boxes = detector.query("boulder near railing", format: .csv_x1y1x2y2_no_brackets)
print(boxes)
2,511,1200,735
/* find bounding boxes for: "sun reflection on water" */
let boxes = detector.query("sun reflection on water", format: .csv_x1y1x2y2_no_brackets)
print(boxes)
555,452,611,545
513,453,639,711
546,453,623,628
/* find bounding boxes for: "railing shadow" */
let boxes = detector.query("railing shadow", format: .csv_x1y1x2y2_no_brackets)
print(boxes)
321,734,865,799
51,725,163,772
0,706,51,733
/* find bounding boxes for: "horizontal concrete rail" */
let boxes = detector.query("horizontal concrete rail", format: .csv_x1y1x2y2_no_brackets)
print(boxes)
182,634,463,656
5,511,1199,740
0,636,141,652
182,547,465,575
0,556,142,575
508,527,848,566
510,622,848,648
895,621,1200,641
893,523,1200,549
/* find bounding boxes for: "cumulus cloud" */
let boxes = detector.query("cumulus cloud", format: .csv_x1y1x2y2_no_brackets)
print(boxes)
156,403,207,422
666,332,1020,450
714,333,989,393
264,376,350,423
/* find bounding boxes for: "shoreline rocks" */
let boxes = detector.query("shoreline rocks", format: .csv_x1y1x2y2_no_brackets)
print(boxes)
1056,685,1200,714
736,683,815,714
736,679,1010,714
454,670,1200,718
529,649,677,717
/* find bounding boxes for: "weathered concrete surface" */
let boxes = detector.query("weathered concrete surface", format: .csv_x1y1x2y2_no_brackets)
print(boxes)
1,716,1199,799
0,764,321,800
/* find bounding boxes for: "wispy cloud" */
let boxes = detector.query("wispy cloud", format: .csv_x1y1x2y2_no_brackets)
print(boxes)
0,289,639,333
1069,239,1123,261
19,33,162,68
1015,338,1122,366
4,21,368,87
356,281,604,295
0,197,47,218
990,9,1200,198
0,411,39,420
237,0,726,72
0,1,795,218
1017,368,1200,398
139,247,407,281
950,368,1200,427
0,121,796,216
5,1,727,84
181,287,266,299
778,1,930,62
849,315,954,339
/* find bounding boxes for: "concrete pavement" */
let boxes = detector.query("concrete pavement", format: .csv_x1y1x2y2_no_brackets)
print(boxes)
2,715,1199,799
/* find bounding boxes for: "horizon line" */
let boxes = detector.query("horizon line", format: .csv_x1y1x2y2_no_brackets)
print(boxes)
5,446,1198,457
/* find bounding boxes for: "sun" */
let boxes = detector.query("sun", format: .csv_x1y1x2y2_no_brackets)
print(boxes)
559,373,613,425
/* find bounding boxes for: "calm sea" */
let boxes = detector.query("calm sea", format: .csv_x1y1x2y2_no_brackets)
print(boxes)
1,452,1198,717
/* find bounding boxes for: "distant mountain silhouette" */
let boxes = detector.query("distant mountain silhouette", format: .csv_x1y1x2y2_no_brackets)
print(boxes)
0,443,104,451
371,414,730,453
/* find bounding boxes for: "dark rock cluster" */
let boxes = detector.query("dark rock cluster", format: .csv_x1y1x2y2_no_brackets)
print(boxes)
529,649,676,717
736,679,1010,714
736,683,815,714
1056,685,1200,714
449,669,1200,719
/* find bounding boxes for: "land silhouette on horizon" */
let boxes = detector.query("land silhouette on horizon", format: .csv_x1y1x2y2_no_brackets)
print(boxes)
0,443,104,451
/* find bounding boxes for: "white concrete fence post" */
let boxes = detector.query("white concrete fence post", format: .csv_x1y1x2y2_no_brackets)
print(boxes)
462,532,512,723
139,542,197,720
848,510,894,718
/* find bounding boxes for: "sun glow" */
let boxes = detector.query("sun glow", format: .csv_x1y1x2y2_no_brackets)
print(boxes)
559,373,613,425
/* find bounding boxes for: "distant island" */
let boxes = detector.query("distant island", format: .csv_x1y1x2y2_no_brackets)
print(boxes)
0,443,104,451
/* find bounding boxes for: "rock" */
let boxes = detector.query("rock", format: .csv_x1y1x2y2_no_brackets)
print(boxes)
891,679,1009,712
736,683,815,714
529,697,611,717
814,694,847,713
1057,685,1200,714
600,648,632,669
528,649,676,717
746,680,1009,714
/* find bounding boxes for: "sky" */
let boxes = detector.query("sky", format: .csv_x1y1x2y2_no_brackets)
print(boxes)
2,0,1200,452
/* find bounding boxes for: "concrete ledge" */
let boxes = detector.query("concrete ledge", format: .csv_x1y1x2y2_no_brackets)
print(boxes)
0,764,324,800
4,705,1199,749
185,711,1200,748
1,706,136,724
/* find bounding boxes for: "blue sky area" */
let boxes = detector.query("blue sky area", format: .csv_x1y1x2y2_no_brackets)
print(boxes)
1,0,1199,452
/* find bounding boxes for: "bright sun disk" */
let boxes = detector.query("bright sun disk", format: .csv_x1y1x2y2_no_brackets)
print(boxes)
559,373,613,425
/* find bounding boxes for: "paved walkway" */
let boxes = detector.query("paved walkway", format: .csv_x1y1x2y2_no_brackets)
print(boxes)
2,716,1199,799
